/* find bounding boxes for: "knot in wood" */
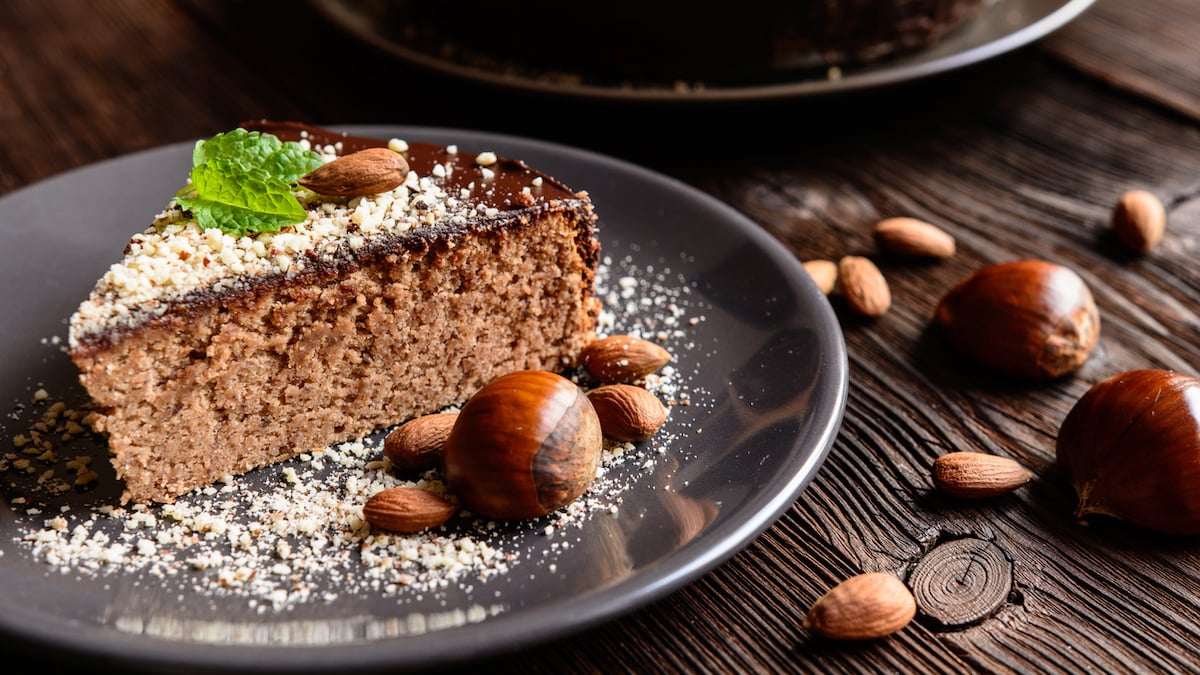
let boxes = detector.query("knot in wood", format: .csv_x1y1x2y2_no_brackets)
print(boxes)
909,537,1012,630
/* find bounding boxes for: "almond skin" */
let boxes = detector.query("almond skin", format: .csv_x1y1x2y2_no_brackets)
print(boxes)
587,384,667,441
838,256,891,318
580,335,672,384
932,451,1033,498
362,487,456,533
802,259,838,295
1111,189,1165,253
803,572,916,641
384,413,458,471
299,147,409,197
874,217,956,258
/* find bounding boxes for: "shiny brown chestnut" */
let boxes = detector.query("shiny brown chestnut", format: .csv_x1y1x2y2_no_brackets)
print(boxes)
935,260,1100,379
442,370,603,520
1056,369,1200,535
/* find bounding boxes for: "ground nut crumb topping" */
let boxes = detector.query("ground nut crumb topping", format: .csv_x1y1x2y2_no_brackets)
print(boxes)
68,141,555,348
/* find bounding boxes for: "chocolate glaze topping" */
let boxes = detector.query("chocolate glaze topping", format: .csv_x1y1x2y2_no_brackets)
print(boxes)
240,120,580,210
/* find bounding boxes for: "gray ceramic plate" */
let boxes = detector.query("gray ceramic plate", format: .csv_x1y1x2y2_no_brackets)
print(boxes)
0,126,846,672
311,0,1095,102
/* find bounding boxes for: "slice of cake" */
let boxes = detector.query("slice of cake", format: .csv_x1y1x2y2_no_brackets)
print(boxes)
68,121,601,504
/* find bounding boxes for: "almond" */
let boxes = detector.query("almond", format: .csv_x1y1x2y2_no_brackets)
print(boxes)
1111,189,1165,253
873,217,956,258
837,256,891,318
803,572,916,641
932,451,1033,498
580,335,672,384
802,259,838,295
299,147,409,197
587,384,668,441
384,413,458,471
362,487,456,533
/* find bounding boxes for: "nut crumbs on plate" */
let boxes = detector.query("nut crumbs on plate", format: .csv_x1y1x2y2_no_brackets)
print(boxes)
5,254,711,622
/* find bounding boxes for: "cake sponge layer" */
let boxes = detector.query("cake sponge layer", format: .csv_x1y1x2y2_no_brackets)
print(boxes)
72,202,600,504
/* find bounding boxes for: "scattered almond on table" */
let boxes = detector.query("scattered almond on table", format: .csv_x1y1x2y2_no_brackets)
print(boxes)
932,451,1033,498
803,572,916,641
837,255,892,318
1110,189,1166,254
804,214,957,317
802,259,838,295
873,217,956,259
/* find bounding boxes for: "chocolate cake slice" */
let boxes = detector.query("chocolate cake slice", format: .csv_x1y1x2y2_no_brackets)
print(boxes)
68,122,601,504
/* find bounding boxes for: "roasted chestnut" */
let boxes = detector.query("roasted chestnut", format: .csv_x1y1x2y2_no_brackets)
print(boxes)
935,260,1100,379
1056,369,1200,535
442,370,603,520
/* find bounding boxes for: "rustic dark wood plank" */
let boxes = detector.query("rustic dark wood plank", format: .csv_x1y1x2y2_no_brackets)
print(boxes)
3,0,1200,673
1043,0,1200,121
697,53,1200,673
0,0,310,194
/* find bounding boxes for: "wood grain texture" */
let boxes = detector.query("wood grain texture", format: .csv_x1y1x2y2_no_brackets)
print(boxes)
908,537,1012,628
1043,0,1200,121
3,0,1200,672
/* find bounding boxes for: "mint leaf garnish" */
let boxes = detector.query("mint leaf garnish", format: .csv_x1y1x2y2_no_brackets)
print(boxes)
261,143,325,183
177,128,323,235
176,159,309,237
192,128,282,167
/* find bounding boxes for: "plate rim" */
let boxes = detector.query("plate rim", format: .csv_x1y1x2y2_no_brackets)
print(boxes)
0,125,848,671
310,0,1097,103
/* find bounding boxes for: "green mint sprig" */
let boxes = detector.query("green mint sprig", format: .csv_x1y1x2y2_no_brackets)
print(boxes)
175,128,324,236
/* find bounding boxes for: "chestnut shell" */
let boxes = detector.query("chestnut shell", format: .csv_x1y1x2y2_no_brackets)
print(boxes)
935,260,1100,379
442,370,603,520
1056,369,1200,535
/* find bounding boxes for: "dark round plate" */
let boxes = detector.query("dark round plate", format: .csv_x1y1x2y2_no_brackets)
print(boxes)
311,0,1095,102
0,126,847,672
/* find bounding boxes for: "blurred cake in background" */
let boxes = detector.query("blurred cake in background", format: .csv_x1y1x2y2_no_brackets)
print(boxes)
771,0,994,67
326,0,994,88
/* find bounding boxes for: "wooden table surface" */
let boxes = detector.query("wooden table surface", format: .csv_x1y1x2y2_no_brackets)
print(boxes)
3,0,1199,672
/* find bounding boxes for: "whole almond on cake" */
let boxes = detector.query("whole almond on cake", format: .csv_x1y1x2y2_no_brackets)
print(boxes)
299,147,410,196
